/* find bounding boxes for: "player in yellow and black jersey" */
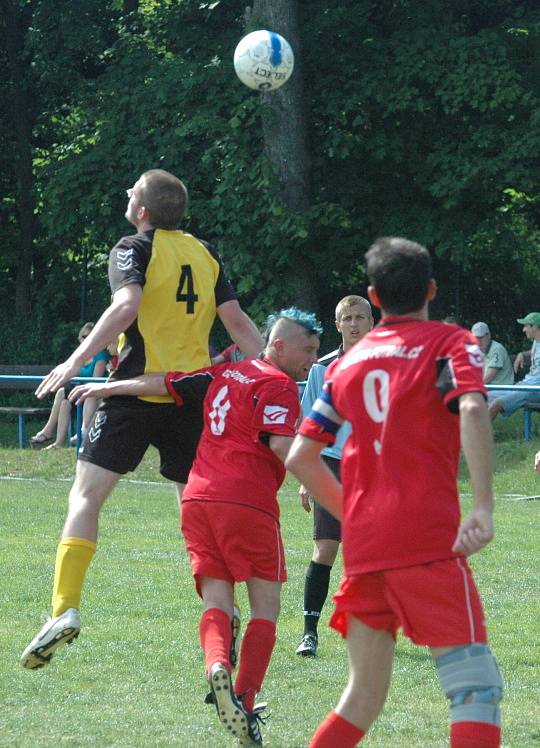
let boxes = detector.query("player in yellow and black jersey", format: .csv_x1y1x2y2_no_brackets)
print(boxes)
108,229,235,398
22,169,263,671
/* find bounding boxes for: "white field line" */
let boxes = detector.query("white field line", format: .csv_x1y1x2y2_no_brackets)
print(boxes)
0,476,538,500
0,475,170,488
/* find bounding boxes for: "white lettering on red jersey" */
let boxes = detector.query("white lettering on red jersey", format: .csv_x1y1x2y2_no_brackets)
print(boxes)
166,358,300,519
299,319,486,574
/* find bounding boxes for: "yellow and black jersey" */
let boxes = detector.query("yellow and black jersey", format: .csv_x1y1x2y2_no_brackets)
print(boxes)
108,228,236,403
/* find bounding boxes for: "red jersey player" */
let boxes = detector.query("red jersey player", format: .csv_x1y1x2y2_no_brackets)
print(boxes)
69,307,322,747
286,238,502,748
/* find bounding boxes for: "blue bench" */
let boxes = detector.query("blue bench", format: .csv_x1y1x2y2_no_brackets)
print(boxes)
0,371,108,450
486,384,540,441
523,403,540,441
0,366,53,447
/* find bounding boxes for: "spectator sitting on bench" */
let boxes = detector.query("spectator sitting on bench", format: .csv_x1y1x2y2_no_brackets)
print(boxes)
31,323,110,448
471,321,514,387
488,313,540,421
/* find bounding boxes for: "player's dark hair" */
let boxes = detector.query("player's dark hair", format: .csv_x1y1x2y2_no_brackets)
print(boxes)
365,237,432,314
139,169,188,229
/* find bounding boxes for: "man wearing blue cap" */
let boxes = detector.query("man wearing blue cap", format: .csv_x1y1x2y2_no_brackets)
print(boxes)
488,313,540,420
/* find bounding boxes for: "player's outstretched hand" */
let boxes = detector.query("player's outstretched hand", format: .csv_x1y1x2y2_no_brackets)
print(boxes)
35,360,80,399
534,450,540,474
69,383,109,404
299,485,312,513
452,509,494,556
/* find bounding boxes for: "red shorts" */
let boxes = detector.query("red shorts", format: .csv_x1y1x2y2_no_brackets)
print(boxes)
330,558,487,647
181,500,287,596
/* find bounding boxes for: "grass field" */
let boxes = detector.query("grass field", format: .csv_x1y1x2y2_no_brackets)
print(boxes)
0,416,539,747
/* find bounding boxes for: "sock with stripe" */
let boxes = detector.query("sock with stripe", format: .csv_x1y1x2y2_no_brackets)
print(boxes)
51,536,96,617
303,561,332,635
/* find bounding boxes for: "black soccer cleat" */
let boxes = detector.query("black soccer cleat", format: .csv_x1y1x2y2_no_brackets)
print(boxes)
238,702,268,746
295,632,318,657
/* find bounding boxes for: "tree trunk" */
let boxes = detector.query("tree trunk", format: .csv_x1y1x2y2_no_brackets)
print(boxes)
248,0,318,312
2,0,34,318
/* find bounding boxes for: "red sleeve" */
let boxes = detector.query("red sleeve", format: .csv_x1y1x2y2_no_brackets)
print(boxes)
165,366,216,406
298,415,336,444
297,375,342,445
165,371,186,405
220,344,236,362
251,381,300,442
437,330,487,412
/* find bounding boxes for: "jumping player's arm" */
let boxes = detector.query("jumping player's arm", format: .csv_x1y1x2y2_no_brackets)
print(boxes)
35,285,142,399
69,372,167,404
535,450,540,474
217,300,264,359
452,392,495,556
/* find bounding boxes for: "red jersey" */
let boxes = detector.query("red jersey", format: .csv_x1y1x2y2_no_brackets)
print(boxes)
165,357,300,520
299,319,486,574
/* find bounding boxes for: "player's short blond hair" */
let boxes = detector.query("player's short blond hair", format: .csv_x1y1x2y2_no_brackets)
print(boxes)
139,169,188,229
335,295,372,322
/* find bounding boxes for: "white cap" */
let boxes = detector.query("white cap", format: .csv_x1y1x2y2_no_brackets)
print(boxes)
471,322,490,337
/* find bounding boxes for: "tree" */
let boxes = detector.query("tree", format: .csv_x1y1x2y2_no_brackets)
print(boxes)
1,0,539,361
246,0,317,310
1,0,35,316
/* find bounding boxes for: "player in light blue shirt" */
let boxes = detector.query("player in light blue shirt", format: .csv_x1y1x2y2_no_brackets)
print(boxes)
295,295,373,658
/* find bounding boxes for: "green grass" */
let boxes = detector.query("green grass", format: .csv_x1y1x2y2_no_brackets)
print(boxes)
0,418,539,747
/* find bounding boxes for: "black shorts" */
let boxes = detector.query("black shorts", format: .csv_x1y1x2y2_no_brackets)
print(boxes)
77,396,203,483
313,455,342,542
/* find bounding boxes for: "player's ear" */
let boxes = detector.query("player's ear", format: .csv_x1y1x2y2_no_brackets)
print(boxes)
427,278,437,302
273,338,285,355
367,286,381,309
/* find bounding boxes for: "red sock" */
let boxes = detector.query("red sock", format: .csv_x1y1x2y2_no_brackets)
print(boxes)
199,608,232,678
451,722,501,747
234,619,276,712
310,711,365,747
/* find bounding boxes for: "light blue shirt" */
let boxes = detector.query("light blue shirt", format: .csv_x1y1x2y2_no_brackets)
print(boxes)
530,340,540,377
301,361,351,460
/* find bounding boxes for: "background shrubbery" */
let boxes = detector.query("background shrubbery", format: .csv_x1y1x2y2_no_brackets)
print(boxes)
2,0,540,363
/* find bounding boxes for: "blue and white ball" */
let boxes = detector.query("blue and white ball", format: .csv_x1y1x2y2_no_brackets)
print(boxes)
233,30,294,92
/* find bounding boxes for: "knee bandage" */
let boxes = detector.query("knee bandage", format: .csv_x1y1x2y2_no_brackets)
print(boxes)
436,644,503,726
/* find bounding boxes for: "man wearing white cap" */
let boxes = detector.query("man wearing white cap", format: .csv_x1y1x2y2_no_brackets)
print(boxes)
471,322,514,386
488,313,540,420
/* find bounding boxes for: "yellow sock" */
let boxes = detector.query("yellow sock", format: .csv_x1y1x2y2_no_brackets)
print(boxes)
51,537,96,617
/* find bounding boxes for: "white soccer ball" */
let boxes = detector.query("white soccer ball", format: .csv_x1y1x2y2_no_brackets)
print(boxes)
233,30,294,92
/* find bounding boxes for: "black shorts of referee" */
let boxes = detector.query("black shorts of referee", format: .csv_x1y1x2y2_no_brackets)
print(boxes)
312,454,341,542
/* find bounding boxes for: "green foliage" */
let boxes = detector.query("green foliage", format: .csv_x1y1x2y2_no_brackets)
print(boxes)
1,0,540,359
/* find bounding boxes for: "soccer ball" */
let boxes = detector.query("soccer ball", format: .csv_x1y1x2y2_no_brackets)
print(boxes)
233,30,294,92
